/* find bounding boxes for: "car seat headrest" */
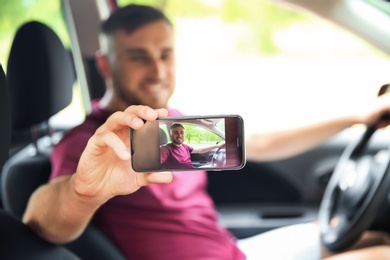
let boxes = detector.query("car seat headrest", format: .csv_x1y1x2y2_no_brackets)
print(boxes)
6,21,75,129
159,127,167,145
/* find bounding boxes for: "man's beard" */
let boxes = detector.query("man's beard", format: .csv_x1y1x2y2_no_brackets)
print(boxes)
113,78,170,109
172,138,183,145
112,78,141,106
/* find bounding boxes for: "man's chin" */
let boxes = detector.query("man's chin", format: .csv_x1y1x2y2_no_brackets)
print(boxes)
143,99,168,109
142,91,172,108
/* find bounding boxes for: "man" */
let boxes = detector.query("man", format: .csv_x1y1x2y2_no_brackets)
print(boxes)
22,4,390,259
160,123,225,169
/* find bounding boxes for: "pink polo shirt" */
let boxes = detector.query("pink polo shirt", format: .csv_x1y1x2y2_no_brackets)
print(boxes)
160,142,195,169
50,100,245,259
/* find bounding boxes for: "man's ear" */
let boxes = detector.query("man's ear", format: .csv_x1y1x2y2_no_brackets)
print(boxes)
95,50,112,79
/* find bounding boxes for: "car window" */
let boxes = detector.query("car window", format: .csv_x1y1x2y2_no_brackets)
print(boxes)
2,0,390,134
0,0,84,128
367,0,390,13
118,0,390,136
180,124,224,147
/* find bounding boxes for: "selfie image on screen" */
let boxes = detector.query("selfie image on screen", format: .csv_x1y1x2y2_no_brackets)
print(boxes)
159,118,226,169
131,115,244,172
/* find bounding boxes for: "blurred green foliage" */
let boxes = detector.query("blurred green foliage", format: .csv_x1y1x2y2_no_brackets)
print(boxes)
0,0,70,67
119,0,307,54
162,123,224,144
0,0,307,66
367,0,390,14
180,124,223,144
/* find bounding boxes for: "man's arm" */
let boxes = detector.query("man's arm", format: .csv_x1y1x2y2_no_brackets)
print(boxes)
245,116,355,162
192,142,225,154
23,175,105,243
324,246,390,260
246,93,390,162
160,145,170,164
22,106,173,244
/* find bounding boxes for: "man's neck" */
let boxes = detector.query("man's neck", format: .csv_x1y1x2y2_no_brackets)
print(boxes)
99,91,128,113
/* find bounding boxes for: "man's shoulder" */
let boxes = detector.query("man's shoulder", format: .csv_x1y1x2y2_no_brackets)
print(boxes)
182,143,193,150
76,100,111,131
161,143,174,149
56,102,110,147
67,110,107,137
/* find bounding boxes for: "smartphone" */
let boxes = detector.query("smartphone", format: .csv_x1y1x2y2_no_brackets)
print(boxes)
130,115,245,172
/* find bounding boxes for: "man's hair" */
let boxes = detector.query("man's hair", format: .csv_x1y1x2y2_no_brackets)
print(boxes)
170,123,184,131
101,4,172,36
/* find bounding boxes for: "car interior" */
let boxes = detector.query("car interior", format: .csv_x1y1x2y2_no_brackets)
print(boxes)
1,0,390,258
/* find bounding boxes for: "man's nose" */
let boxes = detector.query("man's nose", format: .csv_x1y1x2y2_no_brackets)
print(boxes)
149,60,167,79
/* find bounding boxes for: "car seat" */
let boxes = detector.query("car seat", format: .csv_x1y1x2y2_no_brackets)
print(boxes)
0,63,79,259
1,21,125,259
159,127,168,145
0,65,10,175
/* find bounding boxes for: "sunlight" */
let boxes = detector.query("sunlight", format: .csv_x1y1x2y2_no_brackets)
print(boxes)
170,15,390,134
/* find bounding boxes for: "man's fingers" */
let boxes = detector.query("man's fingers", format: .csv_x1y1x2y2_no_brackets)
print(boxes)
155,108,169,118
104,111,145,132
102,131,130,160
137,171,173,186
148,171,173,183
102,106,168,132
124,106,167,121
87,105,169,162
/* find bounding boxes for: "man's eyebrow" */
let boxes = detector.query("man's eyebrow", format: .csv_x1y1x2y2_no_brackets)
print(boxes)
125,48,148,55
162,47,174,52
125,47,174,55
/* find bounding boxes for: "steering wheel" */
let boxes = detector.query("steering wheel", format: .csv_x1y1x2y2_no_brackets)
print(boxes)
211,145,226,167
319,123,390,252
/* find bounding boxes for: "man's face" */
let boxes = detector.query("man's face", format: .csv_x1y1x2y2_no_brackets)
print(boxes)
107,20,175,109
170,126,185,145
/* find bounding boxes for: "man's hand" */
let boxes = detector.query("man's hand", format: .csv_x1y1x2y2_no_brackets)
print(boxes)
22,105,173,244
73,105,173,202
359,93,390,127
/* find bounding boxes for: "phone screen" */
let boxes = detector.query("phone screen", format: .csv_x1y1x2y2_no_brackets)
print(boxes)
130,115,245,172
